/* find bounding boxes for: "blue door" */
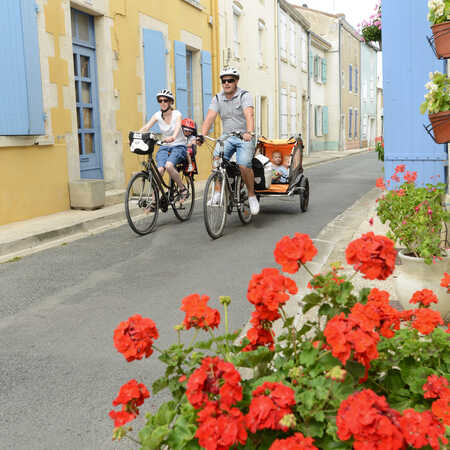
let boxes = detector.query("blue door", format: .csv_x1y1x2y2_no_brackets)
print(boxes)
71,9,103,179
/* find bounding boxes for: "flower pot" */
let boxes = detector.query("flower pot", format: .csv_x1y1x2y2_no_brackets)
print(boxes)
428,111,450,143
431,21,450,58
394,249,450,322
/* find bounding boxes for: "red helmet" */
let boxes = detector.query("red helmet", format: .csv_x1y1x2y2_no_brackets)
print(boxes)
181,118,196,132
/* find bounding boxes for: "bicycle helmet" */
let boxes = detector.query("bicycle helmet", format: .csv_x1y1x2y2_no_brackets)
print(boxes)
219,67,240,80
181,118,197,133
156,89,174,102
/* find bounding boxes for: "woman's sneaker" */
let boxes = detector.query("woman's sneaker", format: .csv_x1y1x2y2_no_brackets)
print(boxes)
207,191,221,206
248,196,260,215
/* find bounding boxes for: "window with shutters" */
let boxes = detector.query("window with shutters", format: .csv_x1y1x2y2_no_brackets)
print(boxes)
355,67,358,94
280,12,288,61
0,0,45,136
280,88,288,138
362,114,368,138
349,65,353,92
321,58,327,83
348,108,353,138
315,105,323,137
289,20,296,66
301,36,307,72
258,19,266,68
290,91,297,136
232,3,242,58
313,55,320,82
322,106,329,135
354,109,358,138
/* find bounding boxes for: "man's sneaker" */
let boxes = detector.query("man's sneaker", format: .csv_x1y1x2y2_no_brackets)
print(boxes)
207,191,221,206
187,164,194,172
248,196,260,215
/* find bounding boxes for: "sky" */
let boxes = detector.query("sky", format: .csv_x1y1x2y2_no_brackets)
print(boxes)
288,0,379,29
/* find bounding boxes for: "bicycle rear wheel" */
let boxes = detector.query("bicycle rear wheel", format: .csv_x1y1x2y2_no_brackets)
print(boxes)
203,172,227,239
125,172,159,235
237,176,252,224
171,173,195,221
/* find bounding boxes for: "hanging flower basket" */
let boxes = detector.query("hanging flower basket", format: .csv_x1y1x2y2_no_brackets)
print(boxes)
431,21,450,58
427,110,450,143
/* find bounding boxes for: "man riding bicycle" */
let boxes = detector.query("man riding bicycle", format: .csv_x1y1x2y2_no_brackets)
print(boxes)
198,67,259,215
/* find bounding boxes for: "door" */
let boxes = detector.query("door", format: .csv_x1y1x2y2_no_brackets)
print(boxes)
71,9,103,179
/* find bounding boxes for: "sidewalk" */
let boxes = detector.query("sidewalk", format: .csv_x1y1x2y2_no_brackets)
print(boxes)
0,147,372,263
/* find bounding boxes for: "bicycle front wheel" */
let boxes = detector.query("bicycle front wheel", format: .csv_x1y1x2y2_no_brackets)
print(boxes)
237,176,252,225
171,173,195,221
203,172,227,239
125,172,159,235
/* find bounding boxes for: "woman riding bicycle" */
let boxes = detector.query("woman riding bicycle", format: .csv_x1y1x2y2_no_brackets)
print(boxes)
139,89,189,203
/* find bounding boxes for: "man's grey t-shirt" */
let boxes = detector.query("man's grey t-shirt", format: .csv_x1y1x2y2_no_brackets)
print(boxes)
208,87,253,134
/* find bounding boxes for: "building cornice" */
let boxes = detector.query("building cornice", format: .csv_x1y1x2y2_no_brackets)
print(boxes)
279,0,311,30
311,31,331,51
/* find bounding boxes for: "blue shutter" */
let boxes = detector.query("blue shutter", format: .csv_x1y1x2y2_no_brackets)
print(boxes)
314,106,318,136
354,110,358,137
349,65,352,91
174,40,188,118
349,109,353,137
309,54,313,77
355,68,358,93
322,58,327,83
0,0,44,135
143,28,167,129
322,106,328,135
201,50,213,119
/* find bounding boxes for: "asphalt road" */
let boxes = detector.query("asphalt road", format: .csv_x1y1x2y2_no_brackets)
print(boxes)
0,151,381,450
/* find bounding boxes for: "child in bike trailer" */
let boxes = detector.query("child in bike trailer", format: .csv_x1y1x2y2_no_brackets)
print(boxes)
181,118,197,173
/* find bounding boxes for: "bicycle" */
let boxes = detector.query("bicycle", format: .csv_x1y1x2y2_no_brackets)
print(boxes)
125,131,195,235
202,132,253,239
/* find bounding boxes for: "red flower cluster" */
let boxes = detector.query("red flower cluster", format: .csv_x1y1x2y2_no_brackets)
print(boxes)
269,432,318,450
113,314,159,362
399,409,448,450
410,308,444,335
109,379,149,427
404,170,418,183
324,312,379,382
243,268,297,352
376,177,386,190
431,391,450,426
423,374,450,399
180,294,221,330
337,390,404,449
345,232,396,280
186,356,242,409
195,402,247,450
409,289,439,307
274,233,318,273
440,272,450,293
245,382,296,433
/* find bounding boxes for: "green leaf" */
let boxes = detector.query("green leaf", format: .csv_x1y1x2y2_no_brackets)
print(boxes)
299,343,319,367
154,401,177,426
167,416,197,449
229,346,274,368
152,377,169,394
140,425,169,449
195,339,213,350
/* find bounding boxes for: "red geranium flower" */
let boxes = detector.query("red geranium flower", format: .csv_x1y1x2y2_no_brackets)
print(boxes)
242,324,274,352
245,382,296,433
423,374,450,399
404,170,417,182
186,356,242,410
180,294,221,330
113,314,159,362
376,177,386,190
399,409,448,450
395,164,405,173
274,234,318,273
411,308,444,335
409,289,439,307
431,392,450,426
368,287,390,303
440,272,450,293
337,390,404,449
269,432,318,450
324,312,379,382
109,379,149,428
345,232,396,280
195,402,247,450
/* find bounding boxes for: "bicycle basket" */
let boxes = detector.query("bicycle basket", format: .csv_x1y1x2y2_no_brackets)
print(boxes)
129,131,156,155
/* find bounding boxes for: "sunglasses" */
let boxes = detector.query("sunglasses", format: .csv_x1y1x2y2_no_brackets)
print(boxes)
158,98,170,103
221,78,236,84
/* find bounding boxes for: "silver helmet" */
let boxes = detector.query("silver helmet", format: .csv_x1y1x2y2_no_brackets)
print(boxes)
219,67,240,80
156,89,174,101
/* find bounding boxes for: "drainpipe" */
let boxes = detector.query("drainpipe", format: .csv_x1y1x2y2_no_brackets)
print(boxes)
338,18,342,151
306,30,311,156
275,1,281,138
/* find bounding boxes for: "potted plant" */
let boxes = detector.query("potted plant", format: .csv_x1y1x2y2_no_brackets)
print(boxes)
108,233,449,449
376,166,450,319
421,71,450,143
375,137,384,161
428,0,450,58
358,1,382,49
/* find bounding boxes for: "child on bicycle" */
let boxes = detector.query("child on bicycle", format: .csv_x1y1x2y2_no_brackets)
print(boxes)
271,151,289,184
181,118,197,173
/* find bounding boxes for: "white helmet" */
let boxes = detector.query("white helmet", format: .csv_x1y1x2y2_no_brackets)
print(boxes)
220,67,240,79
156,89,174,101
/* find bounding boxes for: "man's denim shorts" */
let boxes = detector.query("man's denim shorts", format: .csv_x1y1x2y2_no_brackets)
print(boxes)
155,145,187,168
213,135,255,168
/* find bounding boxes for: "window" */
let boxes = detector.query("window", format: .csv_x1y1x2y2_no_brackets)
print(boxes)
280,12,288,61
322,106,329,135
314,56,320,82
321,58,327,83
355,67,358,94
348,108,353,138
258,19,266,67
315,105,323,137
280,88,288,138
341,71,345,89
301,36,307,72
362,114,368,138
354,109,358,138
232,3,242,58
290,91,297,136
0,0,44,135
289,20,296,66
349,65,352,92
